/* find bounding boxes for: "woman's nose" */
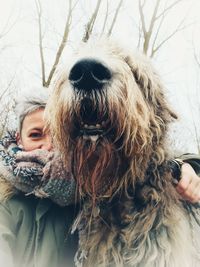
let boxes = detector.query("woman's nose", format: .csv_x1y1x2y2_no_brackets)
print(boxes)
40,135,52,151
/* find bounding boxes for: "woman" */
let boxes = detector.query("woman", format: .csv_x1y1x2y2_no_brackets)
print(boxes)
0,88,77,267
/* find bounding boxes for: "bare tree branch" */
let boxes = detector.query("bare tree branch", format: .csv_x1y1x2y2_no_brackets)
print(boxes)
151,20,191,57
155,0,183,21
35,0,73,87
137,0,189,57
151,0,168,55
107,0,123,37
143,0,161,54
82,0,102,42
0,81,17,137
137,24,143,49
148,0,161,35
35,0,46,87
46,0,73,87
138,0,147,36
0,72,17,101
0,5,20,40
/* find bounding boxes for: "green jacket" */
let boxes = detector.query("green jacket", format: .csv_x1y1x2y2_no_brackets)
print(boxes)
0,154,200,267
0,194,78,267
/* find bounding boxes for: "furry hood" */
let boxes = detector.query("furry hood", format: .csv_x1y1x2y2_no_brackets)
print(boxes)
0,161,18,201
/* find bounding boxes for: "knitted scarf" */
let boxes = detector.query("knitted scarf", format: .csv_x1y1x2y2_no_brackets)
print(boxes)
0,131,76,206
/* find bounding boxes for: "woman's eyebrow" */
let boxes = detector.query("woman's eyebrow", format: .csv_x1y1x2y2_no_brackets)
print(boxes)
27,127,43,133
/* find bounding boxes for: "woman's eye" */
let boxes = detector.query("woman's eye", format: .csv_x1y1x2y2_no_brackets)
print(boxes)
29,132,42,138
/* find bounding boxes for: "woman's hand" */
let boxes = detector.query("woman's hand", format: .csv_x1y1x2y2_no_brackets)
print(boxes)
176,163,200,203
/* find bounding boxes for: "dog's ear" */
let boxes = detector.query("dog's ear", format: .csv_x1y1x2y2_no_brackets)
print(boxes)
125,54,177,122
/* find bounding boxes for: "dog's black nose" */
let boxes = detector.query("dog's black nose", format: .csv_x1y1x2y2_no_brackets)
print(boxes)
69,59,112,91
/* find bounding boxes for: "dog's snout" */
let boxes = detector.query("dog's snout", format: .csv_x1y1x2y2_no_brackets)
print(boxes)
69,59,111,91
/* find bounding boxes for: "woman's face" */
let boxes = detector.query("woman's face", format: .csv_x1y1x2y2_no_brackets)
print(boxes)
17,108,52,151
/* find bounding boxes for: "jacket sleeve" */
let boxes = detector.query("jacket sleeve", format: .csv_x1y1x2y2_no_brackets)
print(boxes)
0,202,16,267
179,154,200,176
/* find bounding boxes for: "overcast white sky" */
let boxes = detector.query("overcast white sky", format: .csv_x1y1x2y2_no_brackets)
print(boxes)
0,0,200,152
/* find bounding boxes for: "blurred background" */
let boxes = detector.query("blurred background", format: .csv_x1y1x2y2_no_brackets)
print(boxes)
0,0,199,153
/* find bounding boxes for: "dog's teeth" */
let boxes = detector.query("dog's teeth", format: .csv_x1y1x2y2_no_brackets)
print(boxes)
82,135,99,142
90,135,99,142
84,125,101,129
88,125,95,129
83,123,103,130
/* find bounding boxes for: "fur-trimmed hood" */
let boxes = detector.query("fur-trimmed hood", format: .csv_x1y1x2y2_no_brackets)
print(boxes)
0,161,17,201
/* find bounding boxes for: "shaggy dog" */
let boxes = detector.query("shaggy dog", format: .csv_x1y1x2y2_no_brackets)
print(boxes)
46,40,200,267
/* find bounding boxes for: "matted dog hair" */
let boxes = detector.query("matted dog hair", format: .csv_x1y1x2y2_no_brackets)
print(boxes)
46,39,200,267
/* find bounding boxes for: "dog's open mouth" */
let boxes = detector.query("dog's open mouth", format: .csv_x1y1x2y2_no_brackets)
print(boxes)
73,97,110,141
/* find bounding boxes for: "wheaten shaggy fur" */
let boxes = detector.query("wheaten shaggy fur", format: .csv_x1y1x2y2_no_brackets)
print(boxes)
46,40,200,267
